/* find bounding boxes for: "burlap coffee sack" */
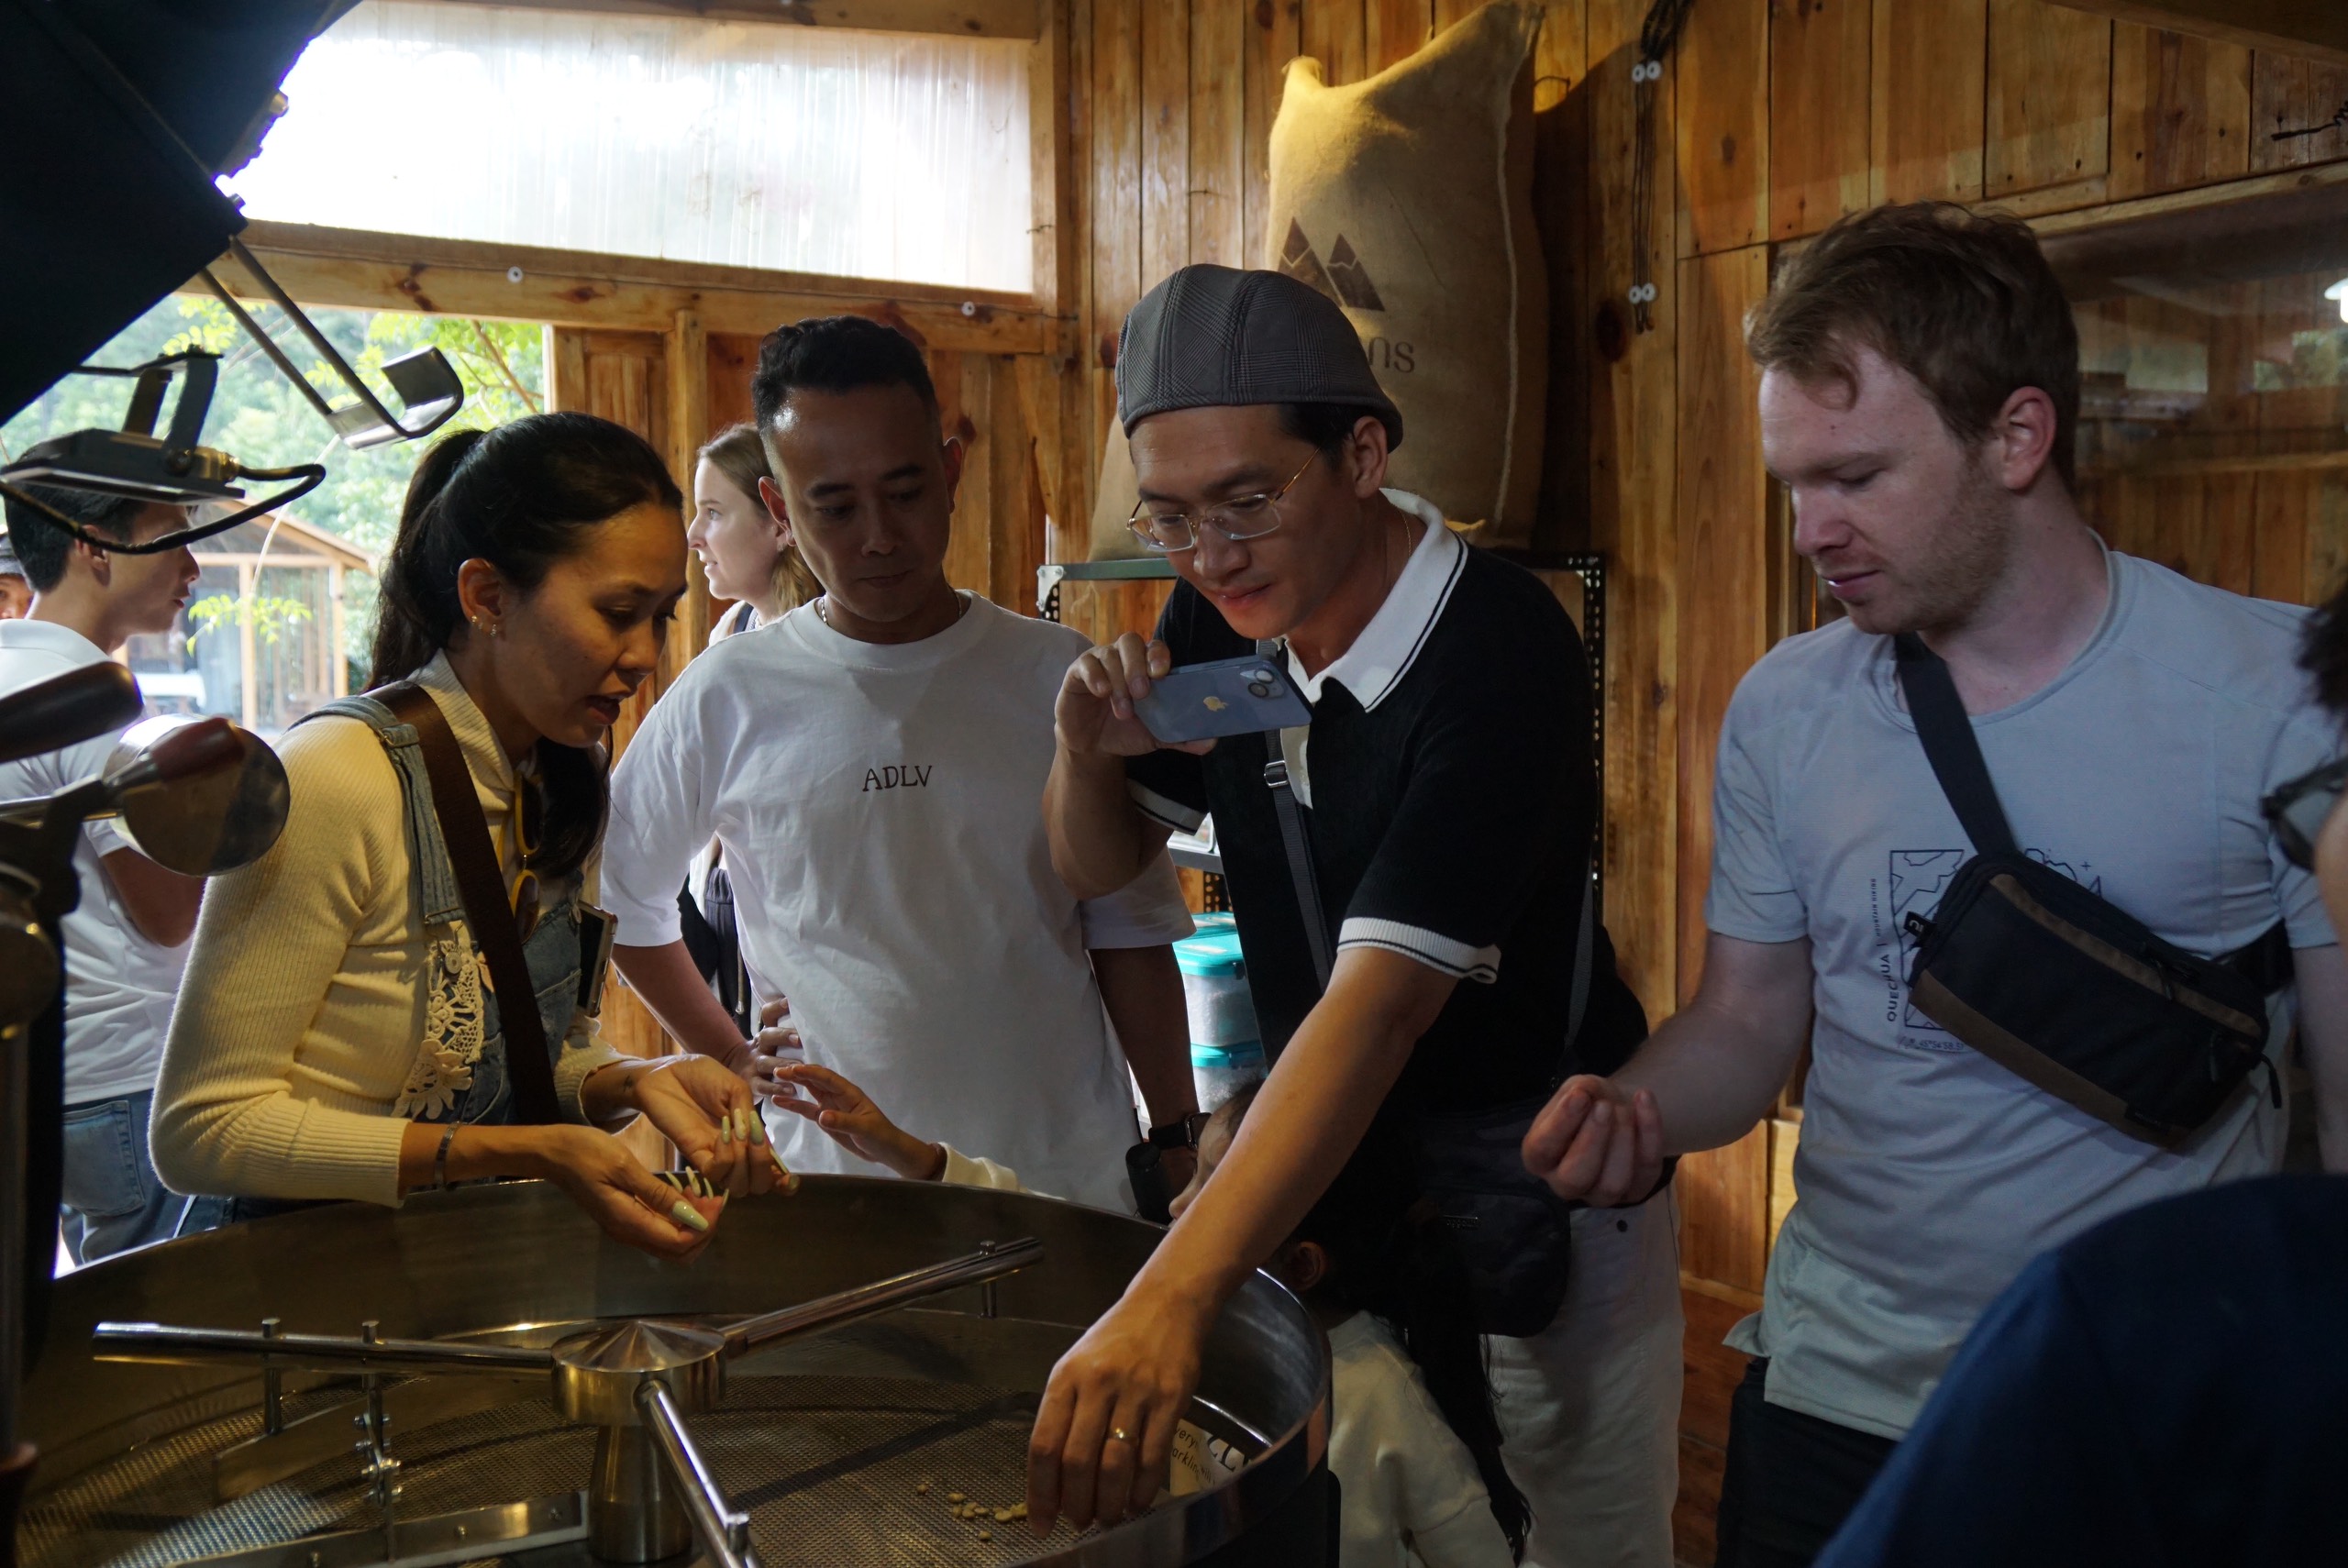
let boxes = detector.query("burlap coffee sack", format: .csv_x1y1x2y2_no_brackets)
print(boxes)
1267,1,1545,547
1088,416,1147,562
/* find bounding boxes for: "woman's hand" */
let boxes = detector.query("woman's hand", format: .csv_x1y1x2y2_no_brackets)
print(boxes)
771,1062,945,1180
629,1055,793,1198
745,998,808,1107
528,1124,719,1260
1025,1282,1212,1535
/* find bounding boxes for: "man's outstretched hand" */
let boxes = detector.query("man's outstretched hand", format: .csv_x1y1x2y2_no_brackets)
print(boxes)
1522,1074,1665,1207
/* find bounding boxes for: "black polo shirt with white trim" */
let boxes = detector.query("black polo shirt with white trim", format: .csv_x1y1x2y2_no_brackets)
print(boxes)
1125,491,1646,1115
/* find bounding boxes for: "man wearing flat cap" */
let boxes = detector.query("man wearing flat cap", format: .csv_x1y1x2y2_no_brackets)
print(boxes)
1030,265,1681,1564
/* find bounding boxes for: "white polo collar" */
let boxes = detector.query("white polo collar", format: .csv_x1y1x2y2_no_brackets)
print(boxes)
1281,489,1466,712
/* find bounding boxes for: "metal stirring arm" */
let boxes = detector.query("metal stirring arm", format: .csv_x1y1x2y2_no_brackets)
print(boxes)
87,1236,1047,1568
88,1236,1045,1386
721,1235,1047,1356
639,1382,759,1568
91,1321,553,1378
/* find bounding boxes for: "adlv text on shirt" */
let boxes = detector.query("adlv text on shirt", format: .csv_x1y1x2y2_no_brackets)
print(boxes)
860,763,934,792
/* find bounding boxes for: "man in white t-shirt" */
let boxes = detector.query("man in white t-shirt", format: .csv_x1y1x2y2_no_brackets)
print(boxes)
1524,203,2348,1566
604,315,1197,1211
1,485,216,1263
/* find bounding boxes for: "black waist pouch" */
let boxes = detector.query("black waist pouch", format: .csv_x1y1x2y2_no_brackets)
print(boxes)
1256,709,1669,1339
1894,635,2289,1148
1413,1098,1574,1337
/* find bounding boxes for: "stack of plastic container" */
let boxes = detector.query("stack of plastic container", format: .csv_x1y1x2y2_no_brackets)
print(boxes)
1176,913,1267,1113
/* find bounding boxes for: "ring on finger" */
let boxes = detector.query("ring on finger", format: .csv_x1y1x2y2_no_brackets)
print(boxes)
1108,1426,1135,1445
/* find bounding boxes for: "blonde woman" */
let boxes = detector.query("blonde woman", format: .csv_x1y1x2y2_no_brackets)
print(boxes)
678,423,813,1027
687,422,817,640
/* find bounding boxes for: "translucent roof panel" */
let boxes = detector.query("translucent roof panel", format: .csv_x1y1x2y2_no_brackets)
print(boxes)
227,2,1034,293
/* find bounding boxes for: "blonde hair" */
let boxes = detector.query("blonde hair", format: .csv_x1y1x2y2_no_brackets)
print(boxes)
697,422,819,613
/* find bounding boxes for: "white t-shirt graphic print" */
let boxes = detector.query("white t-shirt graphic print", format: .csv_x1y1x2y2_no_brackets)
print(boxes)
601,595,1193,1209
1704,549,2337,1440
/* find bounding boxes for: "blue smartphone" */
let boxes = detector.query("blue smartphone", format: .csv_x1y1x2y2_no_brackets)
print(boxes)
1134,654,1313,744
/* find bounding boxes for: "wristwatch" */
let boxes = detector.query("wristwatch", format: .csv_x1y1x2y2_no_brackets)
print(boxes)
1146,1112,1212,1151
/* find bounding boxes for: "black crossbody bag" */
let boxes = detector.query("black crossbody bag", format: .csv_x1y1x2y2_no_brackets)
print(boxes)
1892,634,2292,1147
1256,652,1654,1337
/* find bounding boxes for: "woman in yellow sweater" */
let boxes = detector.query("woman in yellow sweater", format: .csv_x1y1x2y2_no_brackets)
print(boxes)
155,414,781,1257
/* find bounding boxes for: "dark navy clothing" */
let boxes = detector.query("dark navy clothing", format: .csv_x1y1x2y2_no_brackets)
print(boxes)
1815,1174,2348,1568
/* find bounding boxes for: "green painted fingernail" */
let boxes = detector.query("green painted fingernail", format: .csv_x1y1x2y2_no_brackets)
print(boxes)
720,1119,734,1145
670,1200,711,1233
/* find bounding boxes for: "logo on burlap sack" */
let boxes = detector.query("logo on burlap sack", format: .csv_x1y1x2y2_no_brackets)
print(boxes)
1280,219,1384,312
1279,218,1412,372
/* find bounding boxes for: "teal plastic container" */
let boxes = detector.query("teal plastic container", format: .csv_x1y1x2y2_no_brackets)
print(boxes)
1177,915,1266,1111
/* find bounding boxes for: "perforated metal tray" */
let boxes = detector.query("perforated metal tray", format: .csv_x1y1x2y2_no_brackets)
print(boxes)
21,1178,1328,1568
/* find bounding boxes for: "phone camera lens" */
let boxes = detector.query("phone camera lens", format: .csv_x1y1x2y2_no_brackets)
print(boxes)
1247,681,1273,698
1246,668,1274,681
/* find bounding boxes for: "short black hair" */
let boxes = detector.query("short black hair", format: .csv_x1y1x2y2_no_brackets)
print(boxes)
2303,578,2348,719
2,484,145,591
1279,403,1389,466
750,315,940,433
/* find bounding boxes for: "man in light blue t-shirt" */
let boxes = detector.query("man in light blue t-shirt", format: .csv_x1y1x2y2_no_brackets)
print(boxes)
1522,202,2348,1567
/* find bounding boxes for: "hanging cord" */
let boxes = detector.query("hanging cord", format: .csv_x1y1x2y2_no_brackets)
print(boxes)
1628,0,1699,333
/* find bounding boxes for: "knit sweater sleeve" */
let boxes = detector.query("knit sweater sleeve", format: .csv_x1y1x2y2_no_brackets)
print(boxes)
152,718,414,1207
938,1145,1025,1191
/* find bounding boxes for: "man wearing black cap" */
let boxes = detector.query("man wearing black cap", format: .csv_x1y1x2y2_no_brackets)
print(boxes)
1029,265,1679,1565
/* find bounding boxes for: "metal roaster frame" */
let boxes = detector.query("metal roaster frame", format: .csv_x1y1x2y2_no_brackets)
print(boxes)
20,1179,1336,1568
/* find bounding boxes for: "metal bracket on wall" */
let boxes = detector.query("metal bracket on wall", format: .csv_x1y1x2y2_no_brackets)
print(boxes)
1490,550,1608,921
200,237,462,450
1035,557,1179,622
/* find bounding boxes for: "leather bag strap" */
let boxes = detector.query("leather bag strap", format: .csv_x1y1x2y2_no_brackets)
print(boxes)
1892,633,2021,857
1257,640,1336,1009
378,683,561,1124
1263,734,1336,999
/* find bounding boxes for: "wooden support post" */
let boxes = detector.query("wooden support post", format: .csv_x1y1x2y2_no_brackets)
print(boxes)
1586,0,1680,1025
665,309,714,663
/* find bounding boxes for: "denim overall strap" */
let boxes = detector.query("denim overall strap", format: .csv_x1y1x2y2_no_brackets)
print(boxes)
297,696,465,926
305,689,579,1128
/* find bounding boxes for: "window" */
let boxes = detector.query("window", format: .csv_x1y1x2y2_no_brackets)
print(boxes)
2,293,547,725
2049,186,2348,606
227,1,1035,293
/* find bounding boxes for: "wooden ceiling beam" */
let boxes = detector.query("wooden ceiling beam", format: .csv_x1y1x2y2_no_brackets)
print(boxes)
2044,0,2348,71
425,0,1041,41
204,221,1057,356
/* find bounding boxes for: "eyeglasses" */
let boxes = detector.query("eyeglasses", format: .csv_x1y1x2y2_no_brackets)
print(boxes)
1125,453,1318,555
2261,756,2348,871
